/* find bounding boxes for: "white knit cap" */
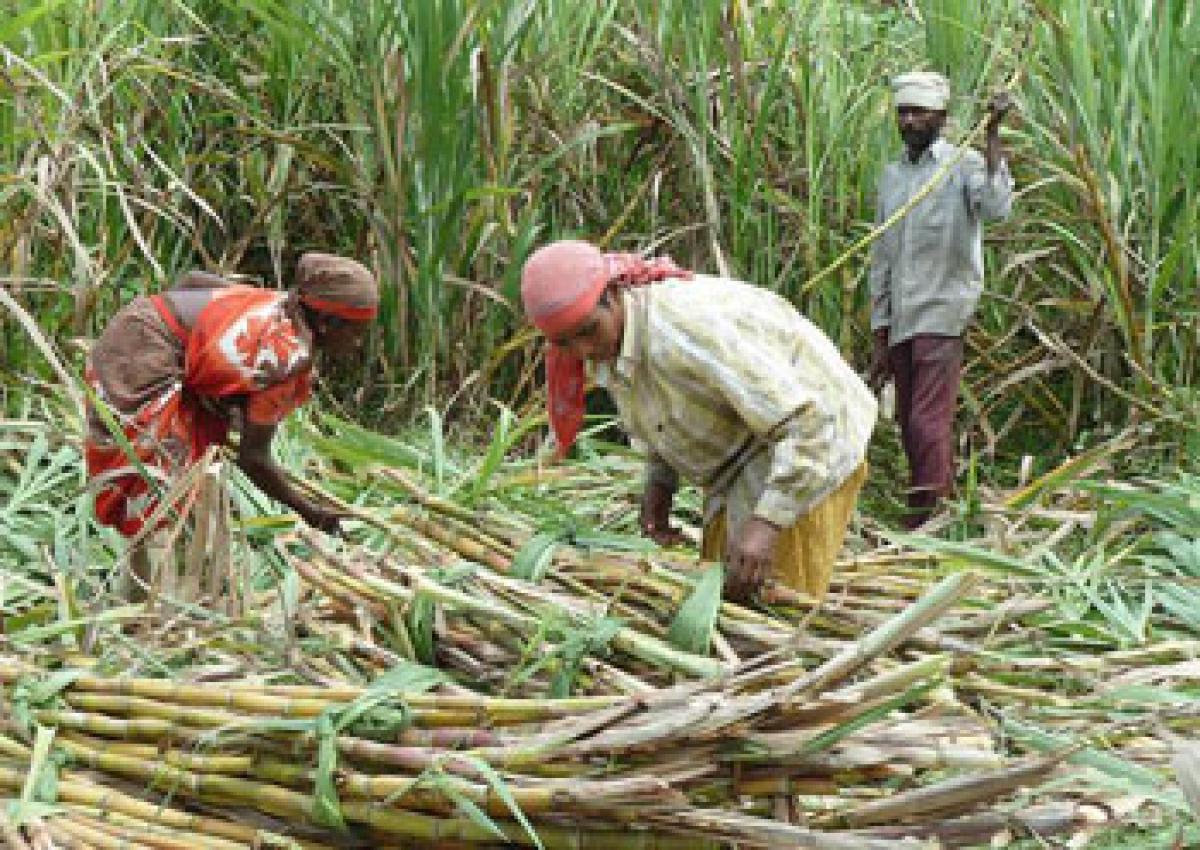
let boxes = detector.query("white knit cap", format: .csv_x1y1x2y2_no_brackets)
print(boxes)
891,71,950,111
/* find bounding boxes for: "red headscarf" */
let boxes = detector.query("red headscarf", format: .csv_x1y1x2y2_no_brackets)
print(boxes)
520,240,692,457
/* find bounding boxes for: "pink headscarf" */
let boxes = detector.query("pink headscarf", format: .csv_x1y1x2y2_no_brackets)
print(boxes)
520,240,692,457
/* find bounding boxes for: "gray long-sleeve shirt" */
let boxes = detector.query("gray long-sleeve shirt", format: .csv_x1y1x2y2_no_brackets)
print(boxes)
869,138,1014,344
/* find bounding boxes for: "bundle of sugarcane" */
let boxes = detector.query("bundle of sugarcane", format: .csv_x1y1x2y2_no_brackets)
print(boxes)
0,763,341,850
283,525,996,699
276,470,1024,699
279,464,933,694
283,525,734,692
349,465,1200,712
4,573,1091,849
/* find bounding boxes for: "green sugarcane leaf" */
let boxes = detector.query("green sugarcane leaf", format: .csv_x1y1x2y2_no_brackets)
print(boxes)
2,802,62,830
32,750,64,807
795,679,940,758
1005,718,1170,793
570,529,657,553
407,593,438,666
548,664,577,700
2,603,57,635
550,615,623,698
1006,439,1129,510
9,726,60,827
1172,741,1200,818
1091,685,1196,707
426,406,448,494
454,754,543,850
314,414,424,471
467,403,515,502
667,563,724,655
311,710,346,831
510,531,563,583
282,567,300,623
328,663,445,741
893,533,1042,577
504,616,557,693
8,670,85,737
369,660,449,695
446,786,507,843
335,694,411,741
386,600,418,660
10,608,141,646
398,564,476,667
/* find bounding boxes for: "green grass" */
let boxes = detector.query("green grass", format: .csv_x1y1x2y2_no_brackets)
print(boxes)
1,0,1195,463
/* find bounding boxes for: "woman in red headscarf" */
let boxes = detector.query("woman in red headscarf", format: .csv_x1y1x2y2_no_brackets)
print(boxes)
85,252,378,549
521,240,876,604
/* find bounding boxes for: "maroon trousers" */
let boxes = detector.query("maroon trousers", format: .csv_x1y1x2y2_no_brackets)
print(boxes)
889,335,964,528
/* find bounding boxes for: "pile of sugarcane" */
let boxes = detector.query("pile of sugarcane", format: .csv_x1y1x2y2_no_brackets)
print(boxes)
281,465,949,692
273,464,1171,705
3,421,1195,847
0,572,1104,849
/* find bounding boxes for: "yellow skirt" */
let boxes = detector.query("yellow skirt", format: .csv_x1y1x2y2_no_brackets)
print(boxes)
701,462,867,599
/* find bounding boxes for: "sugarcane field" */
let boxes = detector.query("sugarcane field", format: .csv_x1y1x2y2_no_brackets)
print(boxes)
2,1,1198,848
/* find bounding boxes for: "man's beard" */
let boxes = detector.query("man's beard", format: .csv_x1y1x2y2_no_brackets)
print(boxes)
901,126,939,152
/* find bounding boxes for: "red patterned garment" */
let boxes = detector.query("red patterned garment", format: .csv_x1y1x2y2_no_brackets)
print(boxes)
86,286,313,536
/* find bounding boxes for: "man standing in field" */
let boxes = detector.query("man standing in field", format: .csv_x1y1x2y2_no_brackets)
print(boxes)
867,71,1014,528
520,240,876,602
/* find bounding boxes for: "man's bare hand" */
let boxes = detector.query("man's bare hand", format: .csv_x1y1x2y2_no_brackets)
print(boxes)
868,329,891,393
987,92,1014,131
723,517,780,602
